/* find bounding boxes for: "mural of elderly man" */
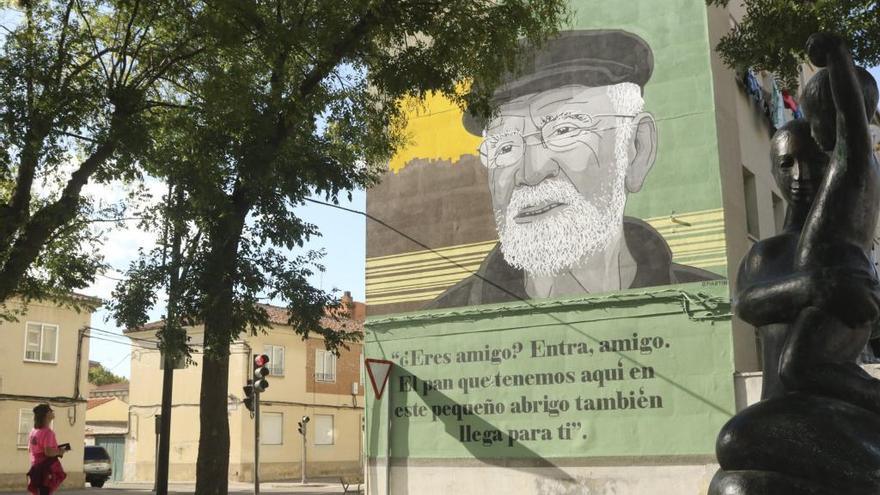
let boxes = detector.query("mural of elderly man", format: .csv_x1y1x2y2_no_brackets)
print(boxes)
426,29,720,310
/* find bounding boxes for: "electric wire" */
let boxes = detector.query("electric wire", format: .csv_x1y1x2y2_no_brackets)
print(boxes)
302,196,734,416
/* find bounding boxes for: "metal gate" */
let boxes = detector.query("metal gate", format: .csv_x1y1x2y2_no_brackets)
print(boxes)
95,435,125,481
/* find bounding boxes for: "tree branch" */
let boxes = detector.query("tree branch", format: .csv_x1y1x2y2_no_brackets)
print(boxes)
0,117,121,301
296,1,388,99
74,0,112,85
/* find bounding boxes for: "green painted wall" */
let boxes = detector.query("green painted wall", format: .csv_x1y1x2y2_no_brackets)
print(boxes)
365,282,735,459
569,0,723,217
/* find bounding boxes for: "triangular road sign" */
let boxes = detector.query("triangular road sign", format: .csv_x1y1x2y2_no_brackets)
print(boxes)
365,358,394,400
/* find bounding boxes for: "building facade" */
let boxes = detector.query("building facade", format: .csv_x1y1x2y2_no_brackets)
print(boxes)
0,297,97,491
124,299,366,482
85,397,130,482
88,382,130,402
363,1,880,494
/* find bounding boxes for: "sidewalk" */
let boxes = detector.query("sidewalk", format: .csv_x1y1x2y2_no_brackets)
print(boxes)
93,479,357,494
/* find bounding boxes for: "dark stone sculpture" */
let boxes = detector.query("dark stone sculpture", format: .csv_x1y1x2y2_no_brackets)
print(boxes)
709,33,880,495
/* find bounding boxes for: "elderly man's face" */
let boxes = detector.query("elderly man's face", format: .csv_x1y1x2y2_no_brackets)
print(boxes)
481,84,654,276
485,85,621,212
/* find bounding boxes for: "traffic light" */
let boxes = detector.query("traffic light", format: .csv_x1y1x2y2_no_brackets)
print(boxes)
298,415,310,435
243,380,255,412
253,354,270,392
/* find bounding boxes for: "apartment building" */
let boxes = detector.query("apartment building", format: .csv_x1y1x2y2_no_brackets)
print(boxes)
0,296,98,491
124,295,365,482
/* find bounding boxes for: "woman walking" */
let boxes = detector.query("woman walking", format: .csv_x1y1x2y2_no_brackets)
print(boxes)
26,404,67,495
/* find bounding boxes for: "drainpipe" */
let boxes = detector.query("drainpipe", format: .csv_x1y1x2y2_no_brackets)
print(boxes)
74,326,86,399
69,326,87,426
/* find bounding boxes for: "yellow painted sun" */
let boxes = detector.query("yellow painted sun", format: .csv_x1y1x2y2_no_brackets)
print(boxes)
388,90,482,173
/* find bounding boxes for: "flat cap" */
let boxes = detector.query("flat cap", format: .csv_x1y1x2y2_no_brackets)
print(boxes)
464,29,654,135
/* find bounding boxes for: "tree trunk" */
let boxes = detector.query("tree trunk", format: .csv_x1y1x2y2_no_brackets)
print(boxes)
195,348,231,494
195,201,248,494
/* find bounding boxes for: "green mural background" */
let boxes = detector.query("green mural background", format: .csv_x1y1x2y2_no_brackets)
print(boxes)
365,0,729,314
365,283,735,459
568,0,723,218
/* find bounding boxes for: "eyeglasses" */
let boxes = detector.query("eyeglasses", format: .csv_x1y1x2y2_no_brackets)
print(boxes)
478,113,635,169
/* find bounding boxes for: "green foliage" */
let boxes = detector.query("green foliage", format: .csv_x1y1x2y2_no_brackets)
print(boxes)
707,0,879,88
88,362,127,386
0,0,202,315
111,0,569,355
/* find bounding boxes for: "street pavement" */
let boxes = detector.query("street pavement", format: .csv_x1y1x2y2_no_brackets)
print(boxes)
62,479,357,495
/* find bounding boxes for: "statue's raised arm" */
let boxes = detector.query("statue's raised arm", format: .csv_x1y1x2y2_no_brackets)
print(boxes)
796,33,880,270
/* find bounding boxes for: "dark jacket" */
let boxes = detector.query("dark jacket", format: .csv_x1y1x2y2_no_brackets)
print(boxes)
424,216,723,310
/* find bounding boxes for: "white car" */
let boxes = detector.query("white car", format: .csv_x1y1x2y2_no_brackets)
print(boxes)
83,446,112,488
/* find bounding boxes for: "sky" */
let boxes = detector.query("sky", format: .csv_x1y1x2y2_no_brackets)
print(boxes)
82,190,367,378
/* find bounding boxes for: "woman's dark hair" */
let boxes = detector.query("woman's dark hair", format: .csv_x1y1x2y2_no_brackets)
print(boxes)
33,403,52,429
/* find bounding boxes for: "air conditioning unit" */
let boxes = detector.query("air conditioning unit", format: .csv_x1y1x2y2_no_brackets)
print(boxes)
351,382,359,395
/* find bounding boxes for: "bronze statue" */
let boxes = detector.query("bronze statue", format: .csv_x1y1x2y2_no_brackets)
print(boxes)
710,33,880,495
734,119,829,400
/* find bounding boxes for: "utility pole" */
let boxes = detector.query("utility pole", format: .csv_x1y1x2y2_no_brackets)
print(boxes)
156,181,185,495
152,414,160,492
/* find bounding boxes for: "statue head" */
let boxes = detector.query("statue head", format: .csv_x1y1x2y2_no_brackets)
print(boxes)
770,120,829,207
801,67,879,151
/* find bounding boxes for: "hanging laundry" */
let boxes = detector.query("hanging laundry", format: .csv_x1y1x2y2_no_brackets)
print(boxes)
781,90,798,111
744,70,763,105
770,78,786,129
782,89,803,119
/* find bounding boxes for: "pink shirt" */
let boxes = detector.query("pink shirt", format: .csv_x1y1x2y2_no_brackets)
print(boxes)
28,427,58,466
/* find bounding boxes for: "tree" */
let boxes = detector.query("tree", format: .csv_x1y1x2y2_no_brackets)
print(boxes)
110,1,569,492
88,362,128,385
707,0,879,88
0,0,202,317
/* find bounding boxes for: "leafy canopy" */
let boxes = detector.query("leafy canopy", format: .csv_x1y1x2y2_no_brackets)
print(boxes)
88,362,127,386
0,0,201,315
708,0,879,88
110,0,570,356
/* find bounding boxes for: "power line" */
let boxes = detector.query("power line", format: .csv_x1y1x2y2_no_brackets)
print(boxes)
88,326,162,345
302,197,733,415
84,332,156,351
303,197,523,302
107,352,132,372
87,325,207,348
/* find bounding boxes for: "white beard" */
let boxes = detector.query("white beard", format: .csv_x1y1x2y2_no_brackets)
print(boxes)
496,176,627,277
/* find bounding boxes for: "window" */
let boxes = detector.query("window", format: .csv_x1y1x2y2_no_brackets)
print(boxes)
315,349,336,382
261,412,283,445
17,408,31,448
314,414,334,445
772,192,786,234
264,345,285,376
743,168,760,239
24,323,58,363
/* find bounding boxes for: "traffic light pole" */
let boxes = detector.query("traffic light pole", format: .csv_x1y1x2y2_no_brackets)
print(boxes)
248,353,270,495
254,367,261,495
301,421,306,485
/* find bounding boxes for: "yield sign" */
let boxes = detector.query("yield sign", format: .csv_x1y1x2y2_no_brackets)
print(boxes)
365,358,394,400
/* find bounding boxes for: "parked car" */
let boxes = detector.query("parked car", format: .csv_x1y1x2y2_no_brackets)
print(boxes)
83,445,112,487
